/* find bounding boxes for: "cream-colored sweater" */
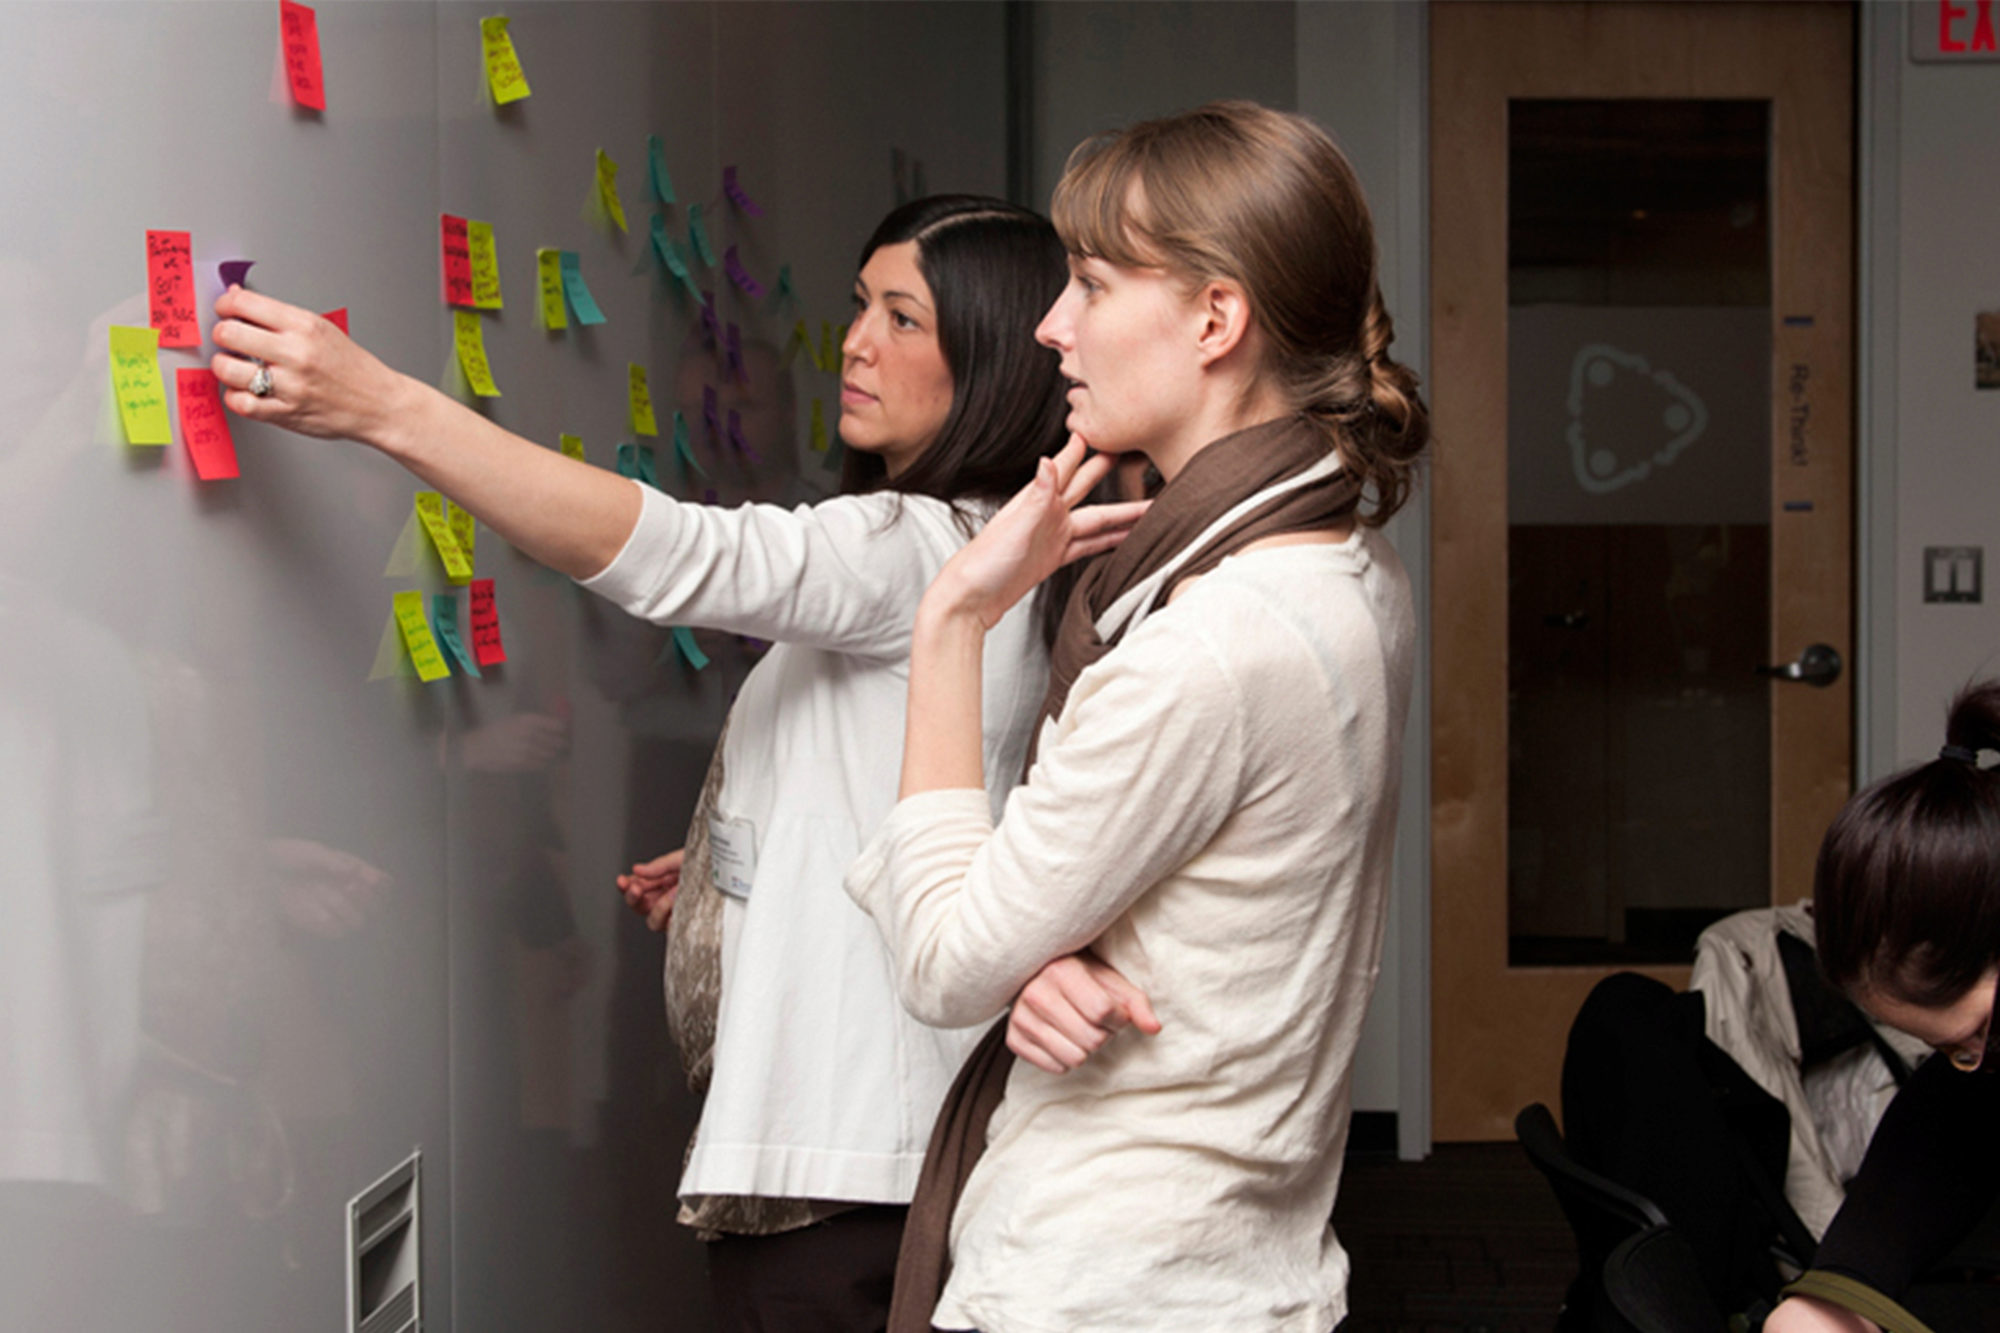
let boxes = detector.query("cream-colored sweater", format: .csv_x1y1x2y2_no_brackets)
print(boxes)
847,533,1415,1333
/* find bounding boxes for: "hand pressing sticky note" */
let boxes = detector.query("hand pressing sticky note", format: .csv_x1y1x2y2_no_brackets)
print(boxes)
535,248,566,330
466,219,502,309
433,593,482,677
479,15,531,105
558,432,585,462
594,148,628,233
469,578,507,666
393,590,451,682
108,326,172,446
452,309,500,398
146,230,198,348
280,0,326,111
175,369,239,480
628,362,658,437
415,491,474,584
441,214,474,307
557,250,605,326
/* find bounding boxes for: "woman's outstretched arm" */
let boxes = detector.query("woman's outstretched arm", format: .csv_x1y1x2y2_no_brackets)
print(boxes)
211,286,639,579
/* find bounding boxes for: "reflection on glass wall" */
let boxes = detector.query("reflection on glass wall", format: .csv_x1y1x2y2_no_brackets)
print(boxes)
1507,100,1773,966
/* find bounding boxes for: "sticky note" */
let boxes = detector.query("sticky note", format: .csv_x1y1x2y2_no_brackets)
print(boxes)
174,369,239,480
557,250,605,325
415,491,474,583
146,230,198,348
368,607,417,680
469,578,507,666
698,290,719,343
535,248,566,330
441,214,474,306
809,397,829,452
647,134,675,204
393,590,452,682
670,626,710,670
637,446,658,487
433,593,482,677
628,363,658,436
702,384,719,440
722,165,764,217
672,411,706,477
453,310,500,398
784,319,809,368
219,259,255,290
558,432,585,462
724,247,764,300
447,500,476,570
467,219,502,309
479,15,531,105
617,443,657,485
594,148,628,233
773,263,797,311
727,409,761,463
687,203,716,267
818,321,837,373
323,306,349,334
651,217,699,298
280,0,326,111
725,323,747,384
108,326,172,446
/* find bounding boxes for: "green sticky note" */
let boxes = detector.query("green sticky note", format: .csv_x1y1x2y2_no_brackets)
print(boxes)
557,250,606,325
446,500,476,571
671,626,709,670
393,590,452,682
628,361,658,436
647,134,675,204
687,203,716,267
432,592,481,677
535,248,567,330
108,325,172,445
594,148,628,233
453,309,501,398
467,219,502,309
415,491,474,583
672,411,705,478
480,15,531,105
558,432,585,462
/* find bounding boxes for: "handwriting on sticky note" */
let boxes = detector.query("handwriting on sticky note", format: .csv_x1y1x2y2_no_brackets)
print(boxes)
433,592,482,677
724,247,764,299
393,590,451,682
108,326,172,446
146,230,198,348
175,369,239,480
447,500,476,570
441,214,474,306
648,134,675,204
467,219,502,309
722,165,764,217
535,249,566,330
595,148,628,233
480,15,531,104
323,306,349,334
810,397,829,453
453,310,500,398
671,626,710,670
558,432,585,462
628,362,658,437
687,203,717,267
557,250,605,325
415,491,474,582
469,578,507,666
280,0,326,111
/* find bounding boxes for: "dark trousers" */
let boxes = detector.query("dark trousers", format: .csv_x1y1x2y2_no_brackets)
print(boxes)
707,1204,907,1333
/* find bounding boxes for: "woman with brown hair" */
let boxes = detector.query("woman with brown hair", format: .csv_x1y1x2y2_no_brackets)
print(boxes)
844,102,1427,1332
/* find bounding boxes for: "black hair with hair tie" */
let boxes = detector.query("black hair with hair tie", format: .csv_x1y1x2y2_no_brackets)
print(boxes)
1940,744,1980,765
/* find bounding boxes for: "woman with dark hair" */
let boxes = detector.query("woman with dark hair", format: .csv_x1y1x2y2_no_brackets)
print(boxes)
207,195,1143,1329
845,103,1426,1332
1766,681,2000,1333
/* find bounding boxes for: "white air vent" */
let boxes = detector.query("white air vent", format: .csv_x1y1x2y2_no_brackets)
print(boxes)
348,1151,421,1333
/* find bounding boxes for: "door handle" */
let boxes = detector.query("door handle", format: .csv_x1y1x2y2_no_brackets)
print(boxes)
1757,642,1842,688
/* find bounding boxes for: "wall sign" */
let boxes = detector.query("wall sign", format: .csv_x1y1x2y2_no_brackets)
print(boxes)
1912,0,2000,61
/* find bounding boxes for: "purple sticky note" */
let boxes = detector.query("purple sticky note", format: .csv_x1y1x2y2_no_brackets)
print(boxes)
722,165,764,217
727,408,763,464
723,246,765,299
702,384,719,440
219,259,255,289
725,322,747,384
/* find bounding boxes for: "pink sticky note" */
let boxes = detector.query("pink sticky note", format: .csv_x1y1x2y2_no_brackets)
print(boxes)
175,369,240,481
147,230,198,348
322,306,349,334
280,0,325,111
440,214,473,306
469,578,506,666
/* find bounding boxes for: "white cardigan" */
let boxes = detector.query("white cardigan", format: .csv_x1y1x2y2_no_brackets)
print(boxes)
847,534,1414,1333
581,480,1047,1204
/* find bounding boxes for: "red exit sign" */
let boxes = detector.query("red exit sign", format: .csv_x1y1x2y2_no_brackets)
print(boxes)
1912,0,2000,60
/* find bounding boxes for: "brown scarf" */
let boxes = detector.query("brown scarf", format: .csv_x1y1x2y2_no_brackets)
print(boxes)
887,415,1359,1332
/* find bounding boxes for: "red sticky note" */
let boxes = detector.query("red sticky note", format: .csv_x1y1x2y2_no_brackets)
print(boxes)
279,0,325,111
469,578,506,666
146,230,198,348
322,306,349,334
175,369,240,481
440,214,473,307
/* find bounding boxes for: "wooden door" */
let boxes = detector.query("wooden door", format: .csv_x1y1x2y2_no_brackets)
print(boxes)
1429,1,1854,1141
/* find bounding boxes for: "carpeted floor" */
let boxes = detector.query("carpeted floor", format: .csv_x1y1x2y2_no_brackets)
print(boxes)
1333,1141,1578,1332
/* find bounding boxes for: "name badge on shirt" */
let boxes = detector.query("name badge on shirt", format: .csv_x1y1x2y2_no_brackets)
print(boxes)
708,812,758,900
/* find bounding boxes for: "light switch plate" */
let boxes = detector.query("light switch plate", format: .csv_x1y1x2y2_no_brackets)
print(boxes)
1924,546,1984,604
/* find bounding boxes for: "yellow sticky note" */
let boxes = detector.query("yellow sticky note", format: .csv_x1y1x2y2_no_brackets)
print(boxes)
628,362,658,437
595,148,628,233
480,15,531,105
453,309,500,398
558,432,585,462
415,491,475,584
467,219,502,309
108,325,172,445
446,500,476,572
392,590,452,683
535,248,566,330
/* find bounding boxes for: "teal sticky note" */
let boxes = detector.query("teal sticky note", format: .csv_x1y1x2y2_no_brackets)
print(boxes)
772,263,797,311
615,441,640,479
647,134,675,205
671,626,710,670
671,410,706,478
637,445,658,487
432,592,482,678
687,203,717,268
651,217,700,298
557,250,607,326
